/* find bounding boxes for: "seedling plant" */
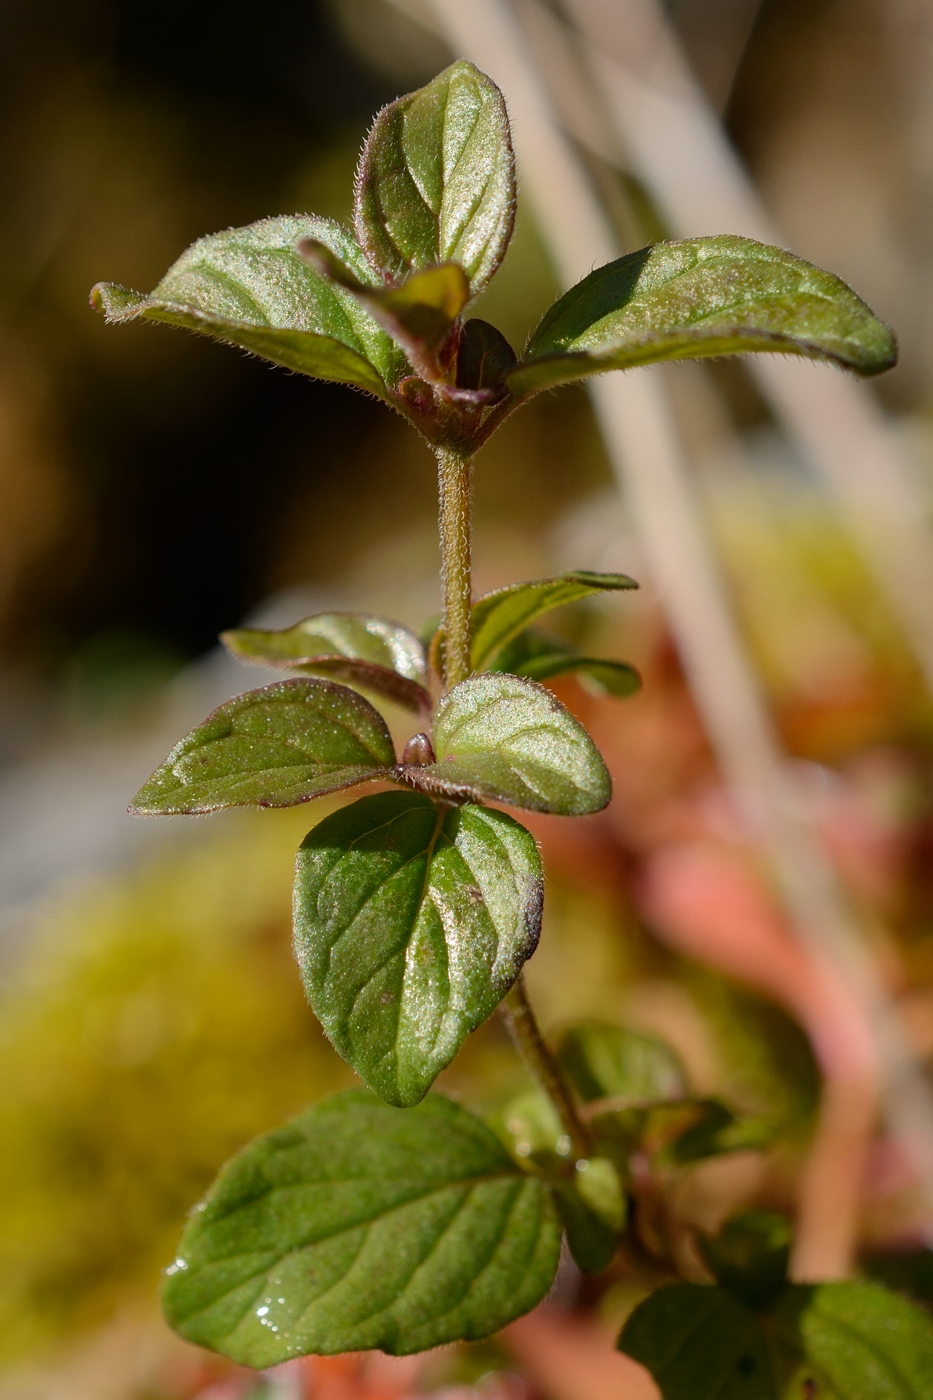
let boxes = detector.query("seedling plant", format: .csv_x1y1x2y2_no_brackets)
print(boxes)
93,62,933,1398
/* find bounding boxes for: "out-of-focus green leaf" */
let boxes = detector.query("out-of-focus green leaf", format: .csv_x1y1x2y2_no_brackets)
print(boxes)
400,673,611,815
619,1282,802,1399
557,1023,687,1105
299,242,469,379
163,1090,561,1364
697,1211,792,1310
619,1279,933,1400
497,1089,565,1163
293,791,543,1107
691,977,821,1136
554,1159,626,1276
661,1101,774,1164
221,613,430,715
131,680,395,815
591,1097,772,1173
354,61,515,296
468,571,638,673
507,236,898,397
492,628,641,697
802,1282,933,1397
91,216,403,398
494,1089,626,1275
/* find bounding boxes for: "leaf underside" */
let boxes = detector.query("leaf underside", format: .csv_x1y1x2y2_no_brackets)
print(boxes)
222,613,430,714
131,679,395,815
293,790,543,1106
163,1090,562,1366
354,60,515,295
91,216,403,398
507,235,898,397
402,673,611,816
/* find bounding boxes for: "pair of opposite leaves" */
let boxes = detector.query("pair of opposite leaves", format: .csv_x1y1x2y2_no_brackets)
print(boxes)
91,62,896,454
160,1020,707,1364
164,1041,933,1396
132,568,638,1107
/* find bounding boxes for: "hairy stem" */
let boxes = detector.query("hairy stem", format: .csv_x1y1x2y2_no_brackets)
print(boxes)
503,974,591,1162
437,447,474,689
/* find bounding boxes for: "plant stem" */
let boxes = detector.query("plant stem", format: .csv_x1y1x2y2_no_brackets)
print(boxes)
502,974,591,1162
435,449,587,1158
437,446,474,689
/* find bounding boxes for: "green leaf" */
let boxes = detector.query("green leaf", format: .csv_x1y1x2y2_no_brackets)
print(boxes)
469,571,638,673
507,235,898,398
354,61,515,296
163,1089,562,1365
299,242,470,380
662,1103,775,1164
221,612,430,716
591,1097,770,1172
554,1160,626,1276
131,679,395,815
492,629,641,698
400,673,611,816
557,1023,687,1105
293,791,543,1107
697,1211,792,1310
497,1088,567,1166
493,1090,627,1275
619,1279,933,1400
619,1282,803,1399
90,215,404,398
802,1281,933,1398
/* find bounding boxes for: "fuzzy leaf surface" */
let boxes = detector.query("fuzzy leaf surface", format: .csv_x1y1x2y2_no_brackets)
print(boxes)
163,1090,562,1365
222,613,430,715
492,629,641,697
91,216,403,397
619,1280,933,1399
354,61,515,294
131,679,395,815
507,236,898,397
293,791,543,1106
402,673,611,815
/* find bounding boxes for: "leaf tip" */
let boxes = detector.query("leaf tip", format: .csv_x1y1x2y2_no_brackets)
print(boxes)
90,281,146,322
858,320,899,376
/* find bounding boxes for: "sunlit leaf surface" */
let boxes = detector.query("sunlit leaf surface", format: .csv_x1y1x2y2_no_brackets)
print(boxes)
163,1090,561,1364
402,673,611,815
293,791,542,1106
131,679,395,814
508,236,898,396
91,216,403,397
469,571,638,673
354,61,515,295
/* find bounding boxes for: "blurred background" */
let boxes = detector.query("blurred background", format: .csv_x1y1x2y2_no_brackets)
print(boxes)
2,1,933,1397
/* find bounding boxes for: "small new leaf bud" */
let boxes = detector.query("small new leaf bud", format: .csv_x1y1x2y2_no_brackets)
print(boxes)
402,733,435,767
